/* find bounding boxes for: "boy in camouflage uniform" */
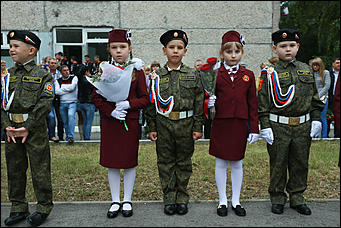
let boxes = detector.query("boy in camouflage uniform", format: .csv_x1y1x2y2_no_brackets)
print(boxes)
144,30,204,216
257,29,324,215
1,30,54,226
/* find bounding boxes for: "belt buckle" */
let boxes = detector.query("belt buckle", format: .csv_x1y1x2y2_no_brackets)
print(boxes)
11,114,25,123
169,112,180,120
288,117,300,126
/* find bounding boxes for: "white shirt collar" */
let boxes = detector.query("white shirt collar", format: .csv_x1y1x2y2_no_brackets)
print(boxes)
167,64,181,71
223,62,239,72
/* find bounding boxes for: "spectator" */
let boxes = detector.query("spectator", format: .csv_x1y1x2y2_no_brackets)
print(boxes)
311,57,331,138
55,52,68,70
332,74,340,166
195,59,211,139
76,64,96,140
194,59,203,71
47,58,64,142
150,60,161,72
1,60,7,141
93,55,101,74
55,65,78,144
83,54,95,74
328,57,340,138
41,56,52,71
69,56,80,75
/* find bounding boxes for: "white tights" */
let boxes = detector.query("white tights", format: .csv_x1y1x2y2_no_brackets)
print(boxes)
108,167,136,211
215,157,243,208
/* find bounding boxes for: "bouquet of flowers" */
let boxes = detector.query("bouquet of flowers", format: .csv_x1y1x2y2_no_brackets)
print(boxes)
86,58,144,130
200,57,219,120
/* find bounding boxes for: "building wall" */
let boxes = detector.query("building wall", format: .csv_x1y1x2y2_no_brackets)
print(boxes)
1,1,280,75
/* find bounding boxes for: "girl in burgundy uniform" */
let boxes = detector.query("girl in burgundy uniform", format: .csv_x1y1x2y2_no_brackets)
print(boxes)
208,30,259,217
92,29,148,218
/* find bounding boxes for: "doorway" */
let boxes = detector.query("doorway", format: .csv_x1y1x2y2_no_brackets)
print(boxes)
63,46,82,63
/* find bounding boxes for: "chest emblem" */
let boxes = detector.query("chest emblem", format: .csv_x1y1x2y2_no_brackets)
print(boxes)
242,75,249,82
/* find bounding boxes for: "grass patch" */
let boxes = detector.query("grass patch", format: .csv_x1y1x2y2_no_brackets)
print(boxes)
1,140,339,202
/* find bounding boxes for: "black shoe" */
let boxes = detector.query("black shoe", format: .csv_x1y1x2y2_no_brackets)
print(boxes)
271,204,284,214
67,138,74,145
232,205,246,216
107,202,121,218
27,212,48,227
122,201,133,217
49,137,59,143
164,204,176,215
4,212,30,226
290,204,311,215
217,205,228,217
176,203,188,215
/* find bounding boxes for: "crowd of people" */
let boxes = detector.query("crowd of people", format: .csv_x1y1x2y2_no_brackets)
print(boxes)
1,28,340,227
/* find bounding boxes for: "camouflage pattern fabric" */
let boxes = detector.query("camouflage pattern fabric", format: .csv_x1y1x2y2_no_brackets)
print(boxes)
258,59,324,206
1,60,54,214
145,63,204,205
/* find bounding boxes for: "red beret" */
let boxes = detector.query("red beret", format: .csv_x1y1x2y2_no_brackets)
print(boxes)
221,30,245,47
109,29,131,44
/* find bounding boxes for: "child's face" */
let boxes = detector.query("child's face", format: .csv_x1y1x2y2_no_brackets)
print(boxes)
273,41,299,62
312,63,320,72
220,43,244,66
9,40,35,64
1,63,6,71
163,40,187,67
109,42,131,64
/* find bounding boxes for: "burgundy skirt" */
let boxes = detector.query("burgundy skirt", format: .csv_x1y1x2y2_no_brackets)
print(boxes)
99,116,140,169
209,118,248,161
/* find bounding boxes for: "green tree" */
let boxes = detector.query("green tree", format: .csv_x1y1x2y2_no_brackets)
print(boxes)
279,1,340,68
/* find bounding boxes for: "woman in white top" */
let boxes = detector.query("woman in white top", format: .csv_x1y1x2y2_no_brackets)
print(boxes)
311,57,331,138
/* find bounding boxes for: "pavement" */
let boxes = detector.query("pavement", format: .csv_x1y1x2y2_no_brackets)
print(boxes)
1,199,340,227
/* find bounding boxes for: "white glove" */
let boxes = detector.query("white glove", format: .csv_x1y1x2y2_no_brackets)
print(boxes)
115,100,130,110
208,95,216,108
260,128,274,145
247,133,260,144
111,109,127,120
310,120,322,138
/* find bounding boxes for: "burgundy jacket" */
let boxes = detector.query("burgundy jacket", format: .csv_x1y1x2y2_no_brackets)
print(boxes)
214,65,259,133
92,69,149,120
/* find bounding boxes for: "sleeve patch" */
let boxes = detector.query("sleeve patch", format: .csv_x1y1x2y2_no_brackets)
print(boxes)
44,82,54,95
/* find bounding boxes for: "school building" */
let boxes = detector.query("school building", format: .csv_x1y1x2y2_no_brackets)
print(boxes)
1,1,281,139
1,1,280,74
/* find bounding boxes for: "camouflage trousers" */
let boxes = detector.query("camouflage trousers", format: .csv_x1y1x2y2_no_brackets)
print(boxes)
155,115,195,205
267,120,311,206
5,124,54,214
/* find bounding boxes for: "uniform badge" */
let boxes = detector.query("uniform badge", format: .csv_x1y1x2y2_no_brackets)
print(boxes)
25,35,35,44
295,34,299,40
174,32,178,38
43,82,54,95
183,34,187,42
282,32,287,38
242,75,249,82
9,32,14,37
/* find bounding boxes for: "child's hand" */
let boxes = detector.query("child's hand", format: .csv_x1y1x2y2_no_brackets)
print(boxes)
149,132,157,141
192,132,203,141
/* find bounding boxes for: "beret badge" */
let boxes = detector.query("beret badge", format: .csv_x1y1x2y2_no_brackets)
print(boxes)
9,32,14,38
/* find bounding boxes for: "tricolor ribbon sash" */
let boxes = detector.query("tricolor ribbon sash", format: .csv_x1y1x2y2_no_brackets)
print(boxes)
149,72,174,115
1,70,15,111
263,67,295,108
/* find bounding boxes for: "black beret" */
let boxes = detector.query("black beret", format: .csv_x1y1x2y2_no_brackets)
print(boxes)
272,29,300,45
7,30,41,50
160,30,188,47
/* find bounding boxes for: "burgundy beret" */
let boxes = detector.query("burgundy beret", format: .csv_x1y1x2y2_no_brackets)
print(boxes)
108,29,131,44
221,30,245,47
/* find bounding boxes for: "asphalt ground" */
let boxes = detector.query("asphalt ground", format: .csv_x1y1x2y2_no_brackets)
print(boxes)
1,199,340,227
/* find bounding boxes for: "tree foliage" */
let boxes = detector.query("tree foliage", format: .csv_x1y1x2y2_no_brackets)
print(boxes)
280,1,340,68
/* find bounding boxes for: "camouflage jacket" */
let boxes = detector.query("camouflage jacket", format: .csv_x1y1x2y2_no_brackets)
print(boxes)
144,63,205,133
1,60,54,131
257,59,324,129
